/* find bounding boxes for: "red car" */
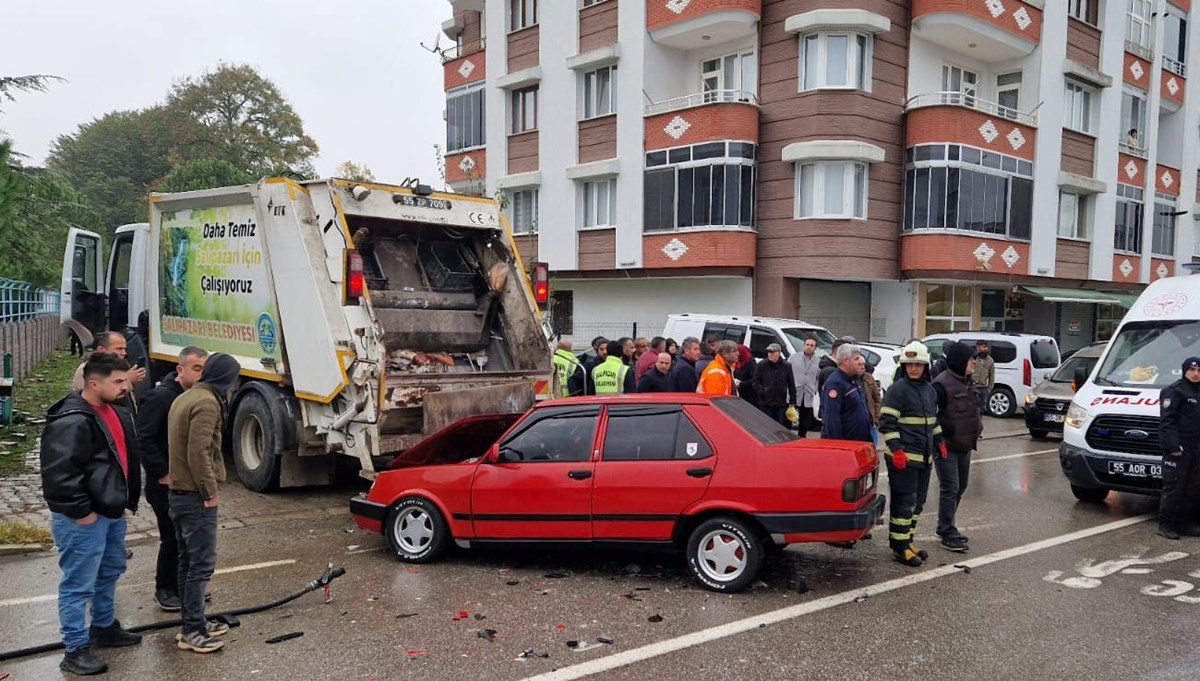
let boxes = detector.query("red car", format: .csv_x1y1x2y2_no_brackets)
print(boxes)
350,394,883,592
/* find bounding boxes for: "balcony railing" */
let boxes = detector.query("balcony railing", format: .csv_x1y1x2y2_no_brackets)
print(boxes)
1125,40,1152,61
440,38,486,64
1163,55,1188,77
905,91,1037,126
644,89,759,116
1119,142,1148,159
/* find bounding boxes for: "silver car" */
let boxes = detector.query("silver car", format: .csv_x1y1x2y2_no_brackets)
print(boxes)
1023,342,1107,439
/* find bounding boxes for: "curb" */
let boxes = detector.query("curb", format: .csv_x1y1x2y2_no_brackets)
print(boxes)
0,543,49,556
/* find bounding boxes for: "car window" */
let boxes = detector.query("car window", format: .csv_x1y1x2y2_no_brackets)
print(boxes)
781,327,835,355
749,327,784,359
1050,356,1097,383
860,349,881,367
601,406,713,461
981,341,1017,364
712,397,798,445
498,406,599,462
702,323,747,344
1030,339,1060,368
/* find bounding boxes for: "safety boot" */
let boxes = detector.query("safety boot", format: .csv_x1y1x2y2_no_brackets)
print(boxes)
894,547,923,567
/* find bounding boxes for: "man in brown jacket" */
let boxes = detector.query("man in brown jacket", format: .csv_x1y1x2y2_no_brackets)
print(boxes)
167,353,239,654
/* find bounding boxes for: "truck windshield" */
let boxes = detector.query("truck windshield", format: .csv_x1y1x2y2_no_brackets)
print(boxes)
1095,320,1200,388
781,327,836,354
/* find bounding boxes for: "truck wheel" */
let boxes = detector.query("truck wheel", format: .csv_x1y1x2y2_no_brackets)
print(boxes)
1071,485,1109,504
385,497,450,563
686,516,764,593
988,388,1016,418
231,390,282,492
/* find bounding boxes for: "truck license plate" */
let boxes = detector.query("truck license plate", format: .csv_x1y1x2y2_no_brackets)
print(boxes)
1044,414,1065,423
1107,461,1162,478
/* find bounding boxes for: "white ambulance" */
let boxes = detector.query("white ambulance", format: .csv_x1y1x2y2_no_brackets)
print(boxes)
1060,273,1200,502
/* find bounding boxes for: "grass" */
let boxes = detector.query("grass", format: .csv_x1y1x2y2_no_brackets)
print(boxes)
0,519,53,545
0,349,80,475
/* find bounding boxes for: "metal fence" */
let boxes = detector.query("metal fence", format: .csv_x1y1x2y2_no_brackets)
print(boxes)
0,277,60,323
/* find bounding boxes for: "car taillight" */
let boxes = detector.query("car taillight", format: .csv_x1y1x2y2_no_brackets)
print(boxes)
842,471,876,503
1023,358,1032,387
346,251,365,302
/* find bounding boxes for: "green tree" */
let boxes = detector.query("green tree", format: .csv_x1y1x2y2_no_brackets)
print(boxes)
334,160,376,183
160,157,253,193
166,63,319,177
0,74,63,113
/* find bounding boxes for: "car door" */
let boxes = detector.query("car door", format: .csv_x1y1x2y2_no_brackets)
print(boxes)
591,405,715,541
469,405,600,540
60,228,106,345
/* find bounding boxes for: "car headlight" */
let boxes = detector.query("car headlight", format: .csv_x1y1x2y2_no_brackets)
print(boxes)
1024,393,1036,406
1065,403,1089,429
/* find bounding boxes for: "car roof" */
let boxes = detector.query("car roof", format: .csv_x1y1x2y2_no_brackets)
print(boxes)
857,342,900,351
923,331,1055,341
539,393,729,408
666,313,827,329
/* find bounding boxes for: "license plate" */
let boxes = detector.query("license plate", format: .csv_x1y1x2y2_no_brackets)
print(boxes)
1044,414,1065,423
1107,461,1163,478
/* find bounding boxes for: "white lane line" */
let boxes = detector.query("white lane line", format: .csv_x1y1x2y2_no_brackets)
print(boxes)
522,514,1152,681
879,447,1056,480
0,558,297,608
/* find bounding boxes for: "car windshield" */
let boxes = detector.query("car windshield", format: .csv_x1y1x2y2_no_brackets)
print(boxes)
713,397,799,445
1095,320,1200,388
781,327,836,356
1049,356,1096,383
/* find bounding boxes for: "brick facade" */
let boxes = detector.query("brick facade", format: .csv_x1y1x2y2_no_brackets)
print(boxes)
507,25,539,73
1157,164,1181,197
579,0,619,53
900,233,1031,277
644,103,759,151
507,131,539,174
1066,17,1101,70
579,115,617,163
1055,239,1091,281
1112,255,1142,283
1161,69,1186,108
911,0,1042,42
1119,153,1147,186
906,105,1037,161
1061,130,1096,178
444,51,487,91
445,150,487,186
646,0,761,32
642,230,756,269
1123,51,1151,89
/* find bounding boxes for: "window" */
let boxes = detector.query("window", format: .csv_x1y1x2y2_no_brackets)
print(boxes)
1165,10,1188,68
1194,219,1200,257
996,72,1022,119
1069,0,1097,24
506,188,539,235
903,144,1033,239
1121,89,1147,150
550,291,573,335
703,51,758,101
1058,192,1088,239
582,178,617,229
642,142,756,232
749,327,785,359
801,34,869,91
510,0,537,31
446,83,486,152
941,64,978,106
583,65,617,118
498,406,597,462
1064,82,1094,133
796,162,867,219
925,284,973,335
700,322,747,344
1114,184,1144,253
713,398,798,445
1126,0,1153,49
582,0,607,5
1153,194,1177,256
1031,340,1061,369
1096,304,1124,341
511,86,538,134
601,406,713,461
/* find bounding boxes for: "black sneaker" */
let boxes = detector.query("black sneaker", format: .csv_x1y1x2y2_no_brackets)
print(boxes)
940,536,969,553
61,646,107,676
177,630,225,654
1158,525,1182,541
89,619,142,648
154,589,182,612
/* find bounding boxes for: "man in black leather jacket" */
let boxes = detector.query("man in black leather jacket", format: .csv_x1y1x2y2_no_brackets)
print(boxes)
41,353,144,675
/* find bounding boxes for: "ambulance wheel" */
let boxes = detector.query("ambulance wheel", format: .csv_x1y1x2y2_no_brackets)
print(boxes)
1071,485,1109,504
232,390,282,492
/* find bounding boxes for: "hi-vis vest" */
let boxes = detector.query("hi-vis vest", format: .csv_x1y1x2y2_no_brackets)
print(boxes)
591,357,629,394
552,349,582,397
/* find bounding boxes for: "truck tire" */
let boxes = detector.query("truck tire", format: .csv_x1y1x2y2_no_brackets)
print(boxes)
231,389,283,492
1071,485,1109,504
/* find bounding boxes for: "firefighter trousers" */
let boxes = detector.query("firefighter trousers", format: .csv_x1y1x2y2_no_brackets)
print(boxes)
887,461,932,552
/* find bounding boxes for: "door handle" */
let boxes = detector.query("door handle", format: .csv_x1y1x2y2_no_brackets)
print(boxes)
686,467,713,478
568,470,592,480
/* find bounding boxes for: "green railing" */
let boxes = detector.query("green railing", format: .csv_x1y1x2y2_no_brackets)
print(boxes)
0,277,60,323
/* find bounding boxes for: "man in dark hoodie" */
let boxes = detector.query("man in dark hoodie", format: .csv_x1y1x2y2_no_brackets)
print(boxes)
168,352,241,654
931,342,982,553
42,353,144,676
135,346,209,612
668,337,702,393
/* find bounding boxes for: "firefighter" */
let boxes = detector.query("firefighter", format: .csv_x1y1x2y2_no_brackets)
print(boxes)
552,339,586,397
1157,356,1200,540
879,341,947,567
589,339,635,395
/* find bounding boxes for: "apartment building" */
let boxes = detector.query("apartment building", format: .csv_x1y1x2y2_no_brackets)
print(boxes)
438,0,1200,353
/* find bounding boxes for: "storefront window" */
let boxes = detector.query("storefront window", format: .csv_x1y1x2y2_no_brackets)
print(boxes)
1096,303,1124,341
925,284,973,334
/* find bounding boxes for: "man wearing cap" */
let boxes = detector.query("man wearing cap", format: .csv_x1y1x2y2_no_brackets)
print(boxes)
1157,357,1200,540
752,343,796,426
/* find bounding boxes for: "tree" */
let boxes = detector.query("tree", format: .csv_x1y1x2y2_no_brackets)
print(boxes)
160,158,252,193
166,63,319,177
334,160,376,183
0,74,63,113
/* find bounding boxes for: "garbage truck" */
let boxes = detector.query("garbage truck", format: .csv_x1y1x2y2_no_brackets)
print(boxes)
61,177,554,490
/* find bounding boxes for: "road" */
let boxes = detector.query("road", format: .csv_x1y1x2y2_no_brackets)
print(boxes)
2,420,1197,681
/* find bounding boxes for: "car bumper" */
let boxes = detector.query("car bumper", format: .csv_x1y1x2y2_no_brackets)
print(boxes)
350,497,387,532
755,494,886,543
1024,404,1068,434
1059,442,1161,496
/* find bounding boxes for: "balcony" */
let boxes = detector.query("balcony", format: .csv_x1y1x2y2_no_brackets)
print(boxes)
905,92,1038,161
912,0,1042,62
1161,63,1186,112
646,0,761,50
440,37,485,64
442,39,486,91
644,90,759,151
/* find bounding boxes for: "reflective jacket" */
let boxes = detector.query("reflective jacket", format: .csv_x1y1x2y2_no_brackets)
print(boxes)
697,355,736,396
879,372,945,467
590,356,634,395
552,349,586,397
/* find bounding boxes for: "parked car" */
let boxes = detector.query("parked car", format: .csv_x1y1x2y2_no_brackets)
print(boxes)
923,332,1061,418
351,394,883,593
661,313,836,360
1023,342,1107,439
857,342,900,393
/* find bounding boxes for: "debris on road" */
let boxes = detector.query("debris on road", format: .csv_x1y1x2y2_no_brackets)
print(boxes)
517,647,550,661
477,628,498,642
597,637,615,645
265,631,304,644
853,594,870,603
543,572,569,579
621,592,643,601
452,610,470,621
406,649,430,657
396,613,419,619
954,564,973,574
647,614,664,623
505,580,521,586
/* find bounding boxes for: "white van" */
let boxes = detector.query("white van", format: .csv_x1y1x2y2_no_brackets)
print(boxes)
661,313,836,360
1060,275,1200,503
923,331,1061,418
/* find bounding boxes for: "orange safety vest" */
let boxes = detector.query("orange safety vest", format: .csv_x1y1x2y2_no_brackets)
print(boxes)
697,355,736,396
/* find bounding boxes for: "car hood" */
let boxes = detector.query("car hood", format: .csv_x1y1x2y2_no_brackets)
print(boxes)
1032,381,1075,401
386,412,523,469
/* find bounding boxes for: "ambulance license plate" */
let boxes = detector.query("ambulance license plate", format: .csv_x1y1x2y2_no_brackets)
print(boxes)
1107,461,1162,478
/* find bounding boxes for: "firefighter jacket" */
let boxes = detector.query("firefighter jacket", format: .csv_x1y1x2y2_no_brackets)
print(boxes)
879,372,945,467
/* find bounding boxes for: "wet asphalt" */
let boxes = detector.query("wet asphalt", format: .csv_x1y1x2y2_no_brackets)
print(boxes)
2,422,1198,681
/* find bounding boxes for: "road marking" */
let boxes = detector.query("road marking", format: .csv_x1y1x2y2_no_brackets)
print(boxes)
879,448,1057,480
522,514,1152,681
0,559,296,608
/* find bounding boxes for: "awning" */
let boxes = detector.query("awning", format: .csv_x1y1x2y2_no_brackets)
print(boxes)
1110,293,1141,309
1020,286,1124,305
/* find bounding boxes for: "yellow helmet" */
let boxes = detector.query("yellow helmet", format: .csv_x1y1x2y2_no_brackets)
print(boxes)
899,341,931,366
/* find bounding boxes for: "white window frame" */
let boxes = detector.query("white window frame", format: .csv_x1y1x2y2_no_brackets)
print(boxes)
925,284,974,334
510,0,537,32
506,188,539,235
1058,192,1087,240
1120,87,1147,152
1064,82,1094,134
1164,8,1188,69
583,65,617,119
795,161,868,220
1126,0,1153,49
446,82,486,153
996,72,1022,119
581,178,617,230
1068,0,1097,24
1193,218,1200,257
800,33,870,92
511,86,538,134
941,64,978,106
702,51,758,101
1152,193,1178,257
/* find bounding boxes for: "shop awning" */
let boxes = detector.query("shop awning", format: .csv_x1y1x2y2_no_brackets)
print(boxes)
1020,286,1124,305
1110,293,1141,309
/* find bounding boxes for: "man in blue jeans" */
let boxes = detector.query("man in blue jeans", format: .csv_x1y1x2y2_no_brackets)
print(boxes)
41,353,143,675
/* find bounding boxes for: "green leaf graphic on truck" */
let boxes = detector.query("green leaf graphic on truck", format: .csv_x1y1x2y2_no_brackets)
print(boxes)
158,204,282,363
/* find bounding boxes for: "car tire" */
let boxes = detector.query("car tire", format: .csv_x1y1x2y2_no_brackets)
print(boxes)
987,388,1017,418
385,497,451,563
1029,429,1049,440
686,517,764,593
1071,485,1109,504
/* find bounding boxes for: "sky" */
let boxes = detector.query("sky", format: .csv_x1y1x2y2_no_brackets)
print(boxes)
2,0,450,184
